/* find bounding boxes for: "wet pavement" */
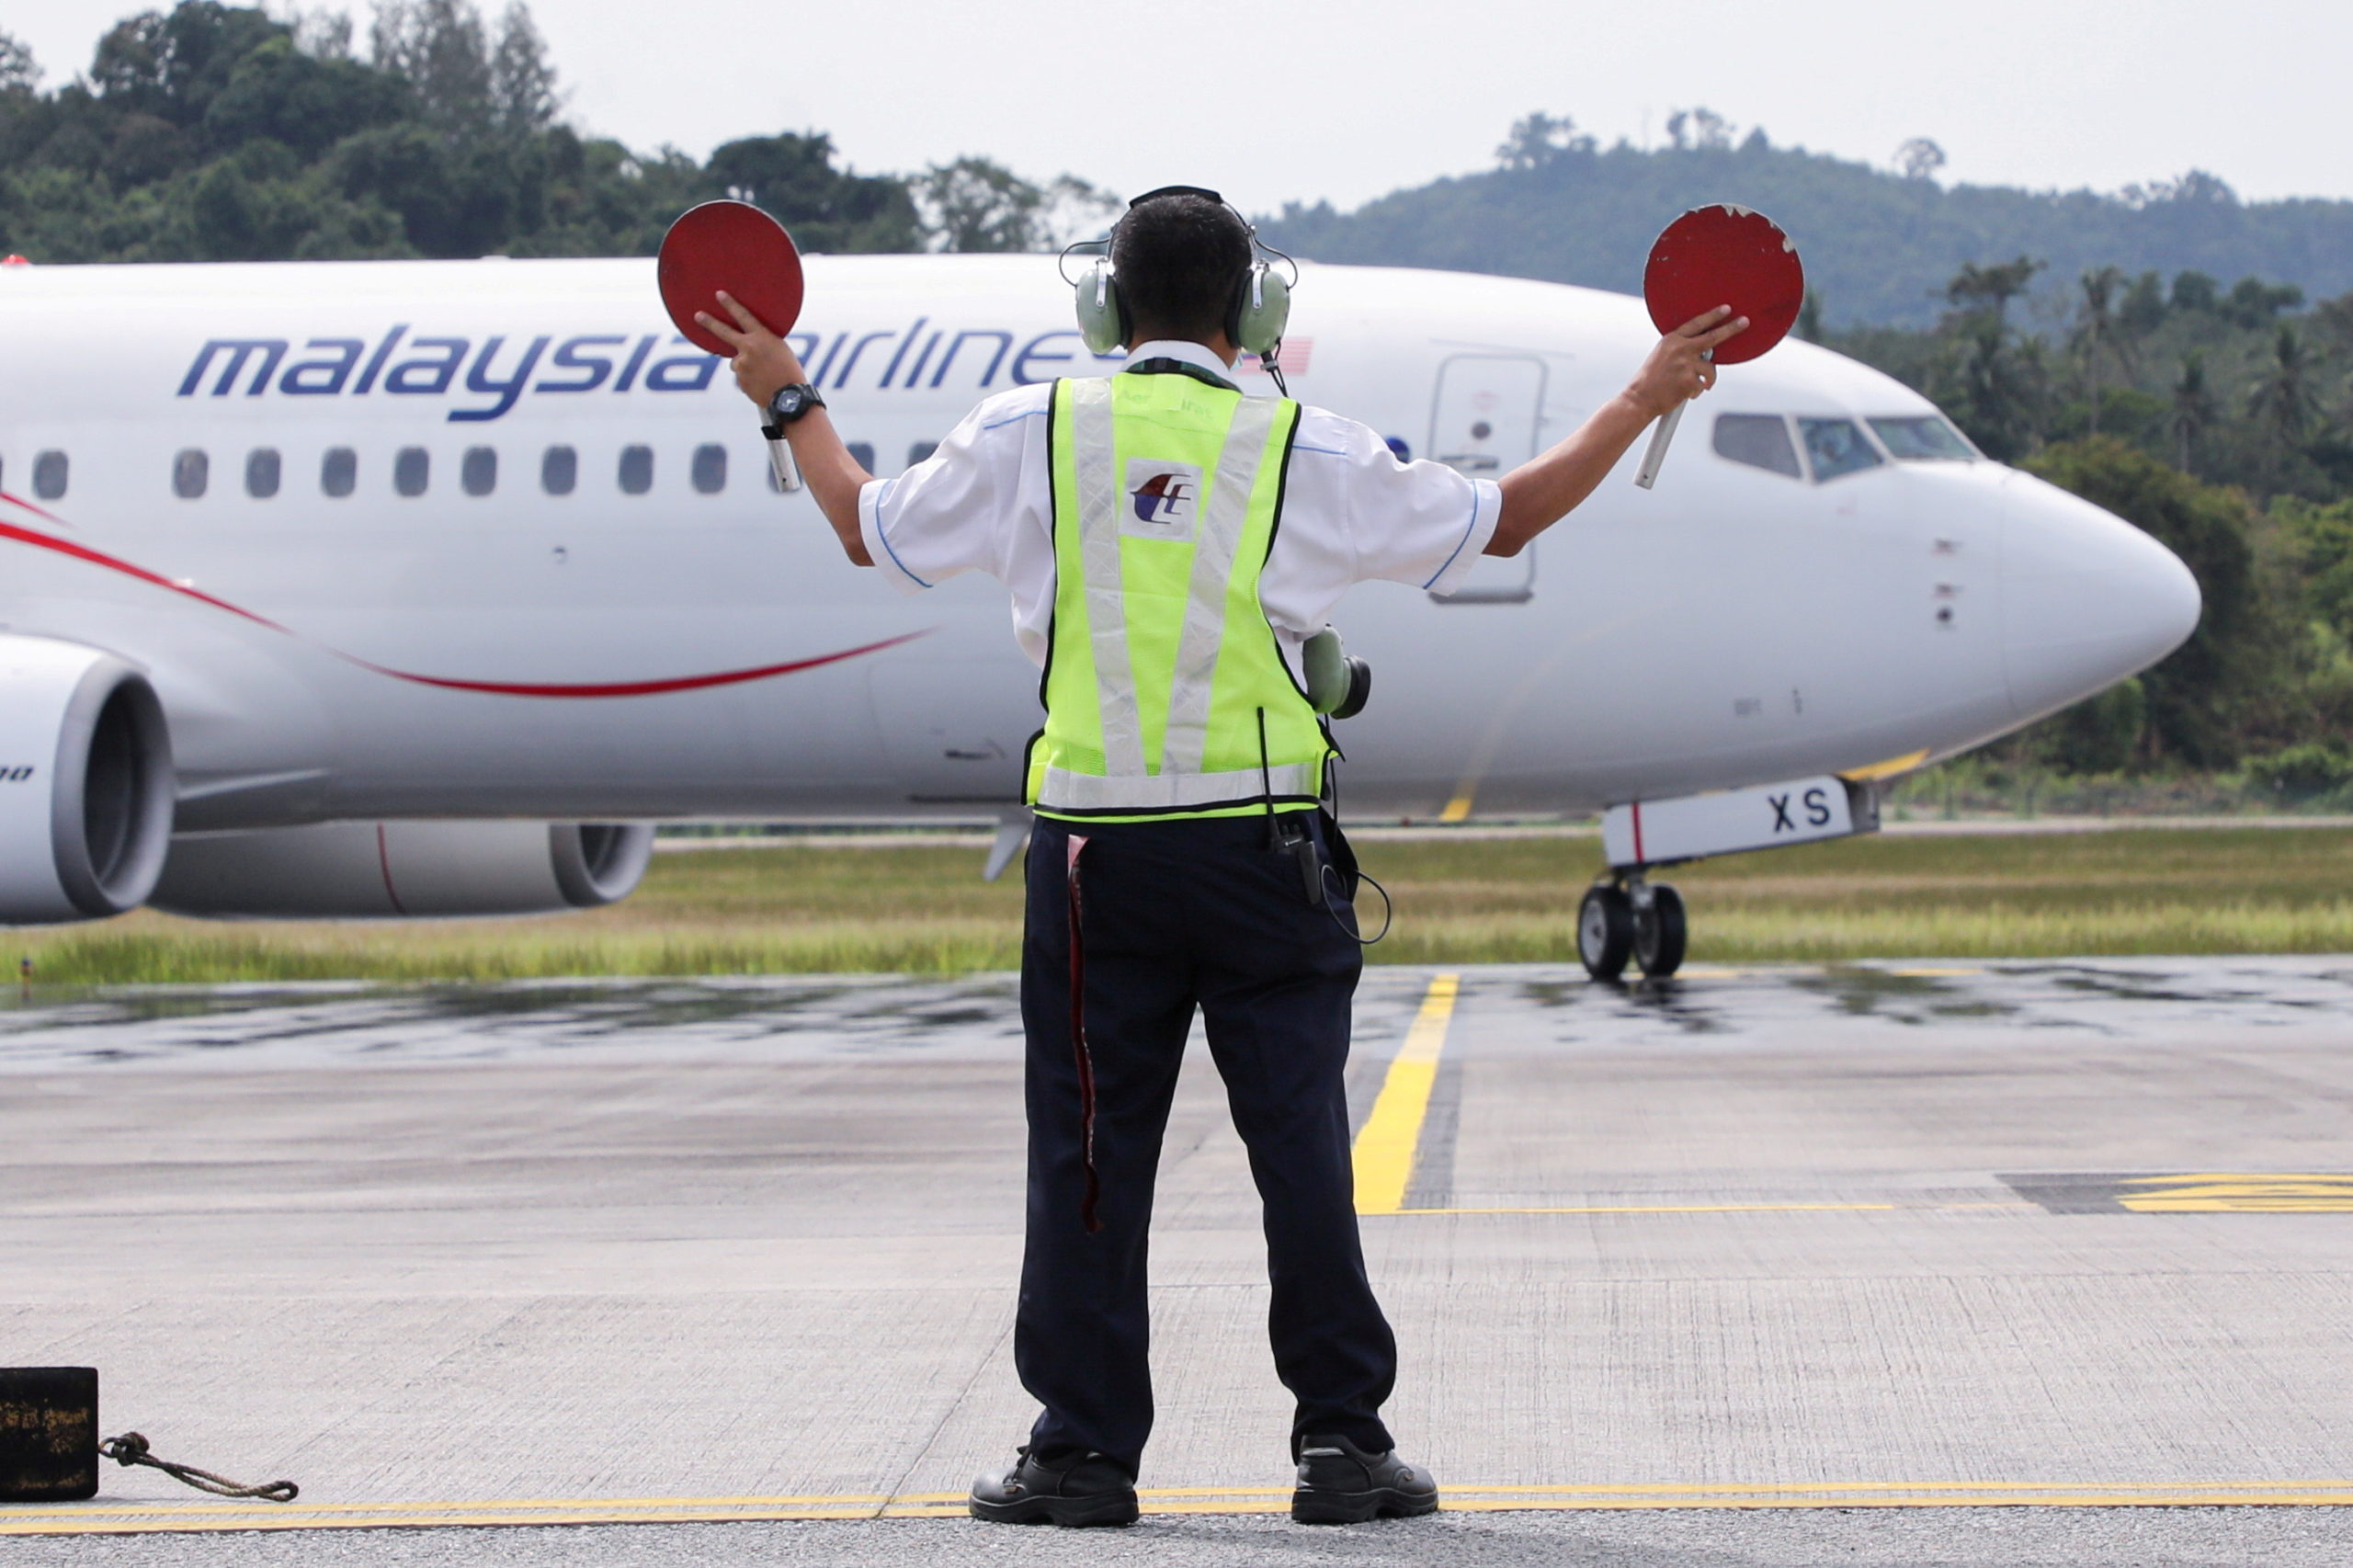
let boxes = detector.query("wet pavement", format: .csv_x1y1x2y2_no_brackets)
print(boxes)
6,958,2353,1565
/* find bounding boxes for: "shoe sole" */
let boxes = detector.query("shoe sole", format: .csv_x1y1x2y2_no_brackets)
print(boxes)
970,1493,1140,1528
1290,1486,1440,1525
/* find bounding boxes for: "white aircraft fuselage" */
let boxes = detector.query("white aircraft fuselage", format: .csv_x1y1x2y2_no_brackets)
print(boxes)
0,254,2198,921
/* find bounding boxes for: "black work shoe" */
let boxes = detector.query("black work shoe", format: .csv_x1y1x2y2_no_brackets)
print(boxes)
969,1446,1139,1528
1290,1434,1439,1524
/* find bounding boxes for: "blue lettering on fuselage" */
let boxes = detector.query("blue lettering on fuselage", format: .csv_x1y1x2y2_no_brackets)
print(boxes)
172,324,1120,421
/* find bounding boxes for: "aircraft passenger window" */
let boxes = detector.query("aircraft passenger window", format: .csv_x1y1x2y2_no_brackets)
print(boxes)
32,450,66,500
322,447,357,497
394,447,429,497
618,445,653,495
1384,437,1412,462
172,449,208,499
1798,418,1883,483
1869,415,1976,461
907,441,938,466
847,441,875,470
1711,415,1802,479
541,445,576,494
245,448,280,499
691,443,726,494
461,447,496,497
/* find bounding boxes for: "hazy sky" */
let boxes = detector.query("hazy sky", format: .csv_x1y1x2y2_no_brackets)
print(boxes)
8,0,2344,217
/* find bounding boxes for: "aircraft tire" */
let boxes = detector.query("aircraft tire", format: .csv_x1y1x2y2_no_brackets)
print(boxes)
1633,884,1688,979
1577,884,1634,981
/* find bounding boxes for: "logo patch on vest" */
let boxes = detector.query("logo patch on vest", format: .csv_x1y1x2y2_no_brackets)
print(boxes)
1122,459,1203,540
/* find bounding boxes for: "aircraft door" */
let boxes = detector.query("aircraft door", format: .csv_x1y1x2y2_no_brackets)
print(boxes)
1427,354,1544,604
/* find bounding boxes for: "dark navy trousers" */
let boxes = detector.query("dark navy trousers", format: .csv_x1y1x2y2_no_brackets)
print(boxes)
1016,811,1397,1477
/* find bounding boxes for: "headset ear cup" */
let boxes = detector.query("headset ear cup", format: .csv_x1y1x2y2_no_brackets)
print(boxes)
1233,265,1290,359
1075,259,1127,355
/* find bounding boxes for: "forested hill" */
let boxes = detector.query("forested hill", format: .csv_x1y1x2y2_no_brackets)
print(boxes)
1259,117,2353,330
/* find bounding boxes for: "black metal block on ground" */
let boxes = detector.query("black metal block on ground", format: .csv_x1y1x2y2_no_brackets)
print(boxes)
0,1367,98,1502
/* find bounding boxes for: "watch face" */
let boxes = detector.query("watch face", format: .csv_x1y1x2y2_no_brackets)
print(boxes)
772,386,807,419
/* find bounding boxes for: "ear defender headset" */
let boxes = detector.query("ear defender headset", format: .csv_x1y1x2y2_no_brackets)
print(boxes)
1063,185,1297,382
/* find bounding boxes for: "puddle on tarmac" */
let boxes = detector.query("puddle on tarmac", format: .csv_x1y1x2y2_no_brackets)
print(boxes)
0,975,1028,1070
4,961,2348,1073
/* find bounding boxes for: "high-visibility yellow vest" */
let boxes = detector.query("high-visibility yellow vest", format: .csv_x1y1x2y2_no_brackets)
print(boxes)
1026,369,1330,824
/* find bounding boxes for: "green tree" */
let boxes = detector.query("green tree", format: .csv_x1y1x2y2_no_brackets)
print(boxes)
704,131,919,253
2076,265,2124,434
2028,676,2147,774
2224,276,2303,329
2276,496,2353,640
2170,353,2215,474
2246,327,2320,486
917,156,1048,252
1495,111,1591,170
90,2,282,128
2117,269,2166,337
369,0,494,132
202,35,410,159
0,29,37,94
1946,256,2042,324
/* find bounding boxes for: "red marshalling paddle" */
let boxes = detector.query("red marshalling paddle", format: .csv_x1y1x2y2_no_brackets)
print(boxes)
657,199,808,491
1634,204,1805,488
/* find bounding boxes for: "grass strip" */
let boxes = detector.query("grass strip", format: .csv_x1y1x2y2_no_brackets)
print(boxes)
7,826,2349,986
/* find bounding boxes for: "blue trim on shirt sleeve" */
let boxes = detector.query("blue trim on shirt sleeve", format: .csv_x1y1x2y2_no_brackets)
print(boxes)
1290,442,1348,457
981,407,1049,432
1420,488,1483,589
866,477,933,589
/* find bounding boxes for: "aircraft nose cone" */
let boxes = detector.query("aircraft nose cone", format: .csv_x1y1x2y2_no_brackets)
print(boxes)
1999,472,2202,721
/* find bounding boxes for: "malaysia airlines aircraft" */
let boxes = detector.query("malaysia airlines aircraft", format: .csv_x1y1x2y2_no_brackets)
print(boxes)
0,253,2199,977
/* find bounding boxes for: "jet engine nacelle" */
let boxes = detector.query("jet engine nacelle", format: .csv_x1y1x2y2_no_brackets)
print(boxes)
0,633,176,925
152,821,655,918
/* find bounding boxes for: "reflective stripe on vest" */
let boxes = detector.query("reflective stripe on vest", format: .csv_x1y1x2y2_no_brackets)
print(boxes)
1029,372,1328,822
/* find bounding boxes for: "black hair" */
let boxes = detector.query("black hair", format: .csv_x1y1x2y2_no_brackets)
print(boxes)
1111,192,1253,344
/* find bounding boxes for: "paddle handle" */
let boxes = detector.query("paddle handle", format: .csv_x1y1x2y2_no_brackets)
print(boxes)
765,427,804,494
1634,347,1713,491
1633,401,1685,490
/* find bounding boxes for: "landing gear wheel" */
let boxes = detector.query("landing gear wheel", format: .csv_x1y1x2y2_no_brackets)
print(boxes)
1633,883,1688,979
1577,884,1634,981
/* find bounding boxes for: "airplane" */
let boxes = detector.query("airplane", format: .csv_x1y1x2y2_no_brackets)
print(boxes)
0,251,2200,980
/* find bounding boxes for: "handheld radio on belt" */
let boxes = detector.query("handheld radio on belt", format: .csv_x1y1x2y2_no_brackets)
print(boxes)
1633,204,1805,488
657,200,808,493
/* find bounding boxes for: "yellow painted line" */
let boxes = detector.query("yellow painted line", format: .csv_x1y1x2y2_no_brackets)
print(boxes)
1438,793,1473,823
1352,972,1460,1214
2115,1173,2353,1212
16,1481,2353,1533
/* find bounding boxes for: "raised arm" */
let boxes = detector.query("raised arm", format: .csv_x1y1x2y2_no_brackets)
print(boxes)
697,291,874,567
1486,306,1749,558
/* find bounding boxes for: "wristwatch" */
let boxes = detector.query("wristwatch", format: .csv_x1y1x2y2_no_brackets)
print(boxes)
763,381,825,437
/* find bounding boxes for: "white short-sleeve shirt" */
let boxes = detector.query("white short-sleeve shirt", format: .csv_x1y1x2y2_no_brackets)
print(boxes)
857,338,1503,672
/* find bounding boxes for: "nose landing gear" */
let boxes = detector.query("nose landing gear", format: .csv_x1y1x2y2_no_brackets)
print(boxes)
1577,874,1687,982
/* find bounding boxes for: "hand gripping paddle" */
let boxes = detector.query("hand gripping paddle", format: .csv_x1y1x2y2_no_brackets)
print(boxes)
1634,204,1804,488
657,199,808,493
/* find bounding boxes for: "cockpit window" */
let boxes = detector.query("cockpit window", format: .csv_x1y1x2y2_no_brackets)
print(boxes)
1798,418,1883,483
1712,414,1802,479
1868,415,1976,461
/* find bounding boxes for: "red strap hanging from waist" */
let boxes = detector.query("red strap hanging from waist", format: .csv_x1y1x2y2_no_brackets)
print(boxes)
1065,834,1102,1233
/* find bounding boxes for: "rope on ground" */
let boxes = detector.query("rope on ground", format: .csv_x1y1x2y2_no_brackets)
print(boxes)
98,1431,300,1501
